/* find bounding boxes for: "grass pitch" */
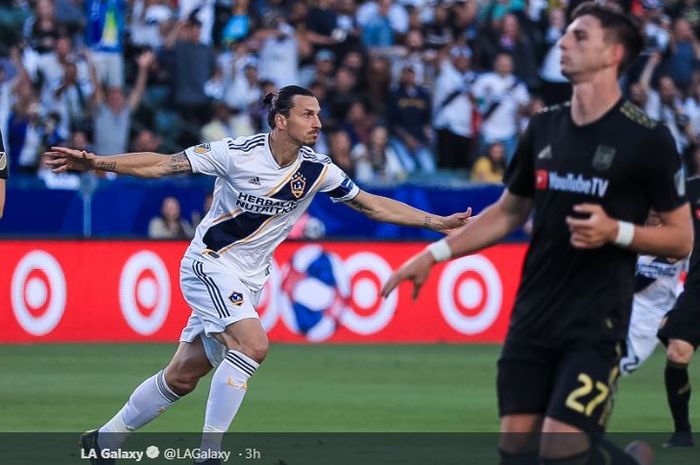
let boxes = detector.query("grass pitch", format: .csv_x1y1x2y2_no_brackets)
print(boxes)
0,343,695,433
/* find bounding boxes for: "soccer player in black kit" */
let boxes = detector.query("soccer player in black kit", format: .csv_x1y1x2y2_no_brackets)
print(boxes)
657,176,700,448
383,3,692,465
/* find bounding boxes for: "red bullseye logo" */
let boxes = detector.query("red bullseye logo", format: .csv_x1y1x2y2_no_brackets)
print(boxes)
11,250,66,336
119,251,170,335
438,255,502,334
341,252,397,335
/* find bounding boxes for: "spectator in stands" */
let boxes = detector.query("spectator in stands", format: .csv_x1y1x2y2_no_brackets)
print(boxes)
7,99,45,174
539,7,571,106
301,49,336,88
327,66,360,124
224,59,261,113
471,141,506,184
131,128,162,153
129,0,175,50
257,16,299,88
328,129,355,177
23,0,60,55
220,0,252,46
164,17,216,147
433,45,478,170
479,13,538,89
388,63,434,173
148,196,194,239
358,0,408,48
201,101,254,141
85,0,126,88
91,50,153,156
471,52,529,162
35,36,93,139
365,54,392,116
664,17,700,91
638,52,692,154
178,0,215,45
342,100,373,148
684,79,700,146
390,29,430,86
352,125,406,184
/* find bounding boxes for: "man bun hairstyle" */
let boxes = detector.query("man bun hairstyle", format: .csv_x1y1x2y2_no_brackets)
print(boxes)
264,85,315,129
571,1,644,75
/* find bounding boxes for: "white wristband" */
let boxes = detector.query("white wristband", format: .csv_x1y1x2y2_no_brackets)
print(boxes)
614,221,635,247
427,238,452,262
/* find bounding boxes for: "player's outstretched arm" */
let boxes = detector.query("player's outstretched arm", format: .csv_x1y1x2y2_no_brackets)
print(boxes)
566,202,692,259
45,147,192,178
381,190,532,299
344,190,472,233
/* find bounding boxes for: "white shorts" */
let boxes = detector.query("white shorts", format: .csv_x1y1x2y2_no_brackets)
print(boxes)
178,256,261,367
619,301,666,376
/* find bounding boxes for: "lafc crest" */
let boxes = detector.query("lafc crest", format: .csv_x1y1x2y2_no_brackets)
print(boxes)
290,172,306,199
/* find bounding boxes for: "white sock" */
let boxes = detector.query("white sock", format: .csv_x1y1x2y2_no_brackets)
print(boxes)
199,351,259,457
98,370,180,450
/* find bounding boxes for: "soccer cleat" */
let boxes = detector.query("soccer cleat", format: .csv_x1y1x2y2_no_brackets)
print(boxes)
79,429,116,465
624,440,654,465
662,431,695,448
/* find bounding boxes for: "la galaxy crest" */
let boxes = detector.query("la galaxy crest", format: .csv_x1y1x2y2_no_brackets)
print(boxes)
290,172,306,199
229,291,244,306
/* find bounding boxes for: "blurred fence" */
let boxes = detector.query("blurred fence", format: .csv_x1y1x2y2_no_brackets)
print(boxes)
0,175,519,240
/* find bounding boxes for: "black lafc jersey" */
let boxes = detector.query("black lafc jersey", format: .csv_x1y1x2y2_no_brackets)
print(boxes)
505,99,686,343
684,176,700,291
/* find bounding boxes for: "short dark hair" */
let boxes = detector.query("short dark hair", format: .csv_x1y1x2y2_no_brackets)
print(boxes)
263,85,316,129
571,1,644,75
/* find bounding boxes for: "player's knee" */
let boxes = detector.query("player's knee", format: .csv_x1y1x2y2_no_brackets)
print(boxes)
667,341,693,364
164,360,208,395
239,340,269,364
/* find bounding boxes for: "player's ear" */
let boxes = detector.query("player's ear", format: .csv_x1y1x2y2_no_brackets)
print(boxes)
275,113,286,129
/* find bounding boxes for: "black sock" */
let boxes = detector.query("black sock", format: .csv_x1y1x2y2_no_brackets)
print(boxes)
665,361,692,432
498,449,539,465
540,441,641,465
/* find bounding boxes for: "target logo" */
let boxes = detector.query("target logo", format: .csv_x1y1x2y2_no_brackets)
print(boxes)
119,251,170,335
341,252,397,335
438,255,502,335
11,250,67,336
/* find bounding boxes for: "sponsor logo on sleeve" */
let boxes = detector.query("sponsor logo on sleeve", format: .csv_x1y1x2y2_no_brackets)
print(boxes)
229,291,244,306
0,151,6,171
193,143,211,154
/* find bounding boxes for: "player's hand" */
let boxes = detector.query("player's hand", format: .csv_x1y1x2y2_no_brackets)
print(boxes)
438,207,472,234
381,250,435,300
565,203,618,249
45,147,96,173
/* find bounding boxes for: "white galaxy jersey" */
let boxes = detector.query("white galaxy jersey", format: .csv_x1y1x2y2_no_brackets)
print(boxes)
182,133,359,291
630,254,685,335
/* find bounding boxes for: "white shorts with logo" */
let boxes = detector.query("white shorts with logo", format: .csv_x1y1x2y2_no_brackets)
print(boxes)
179,256,261,367
620,299,667,376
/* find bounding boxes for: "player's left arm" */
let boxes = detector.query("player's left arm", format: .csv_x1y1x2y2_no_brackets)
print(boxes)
565,202,691,259
344,190,472,234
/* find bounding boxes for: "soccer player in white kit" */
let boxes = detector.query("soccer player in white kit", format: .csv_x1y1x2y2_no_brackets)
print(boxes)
47,85,471,465
619,253,684,375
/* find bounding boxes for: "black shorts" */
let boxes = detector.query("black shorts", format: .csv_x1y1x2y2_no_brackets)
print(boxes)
497,338,622,433
658,290,700,348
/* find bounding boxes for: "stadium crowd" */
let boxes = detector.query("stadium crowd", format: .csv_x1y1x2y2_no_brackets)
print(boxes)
2,0,700,187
